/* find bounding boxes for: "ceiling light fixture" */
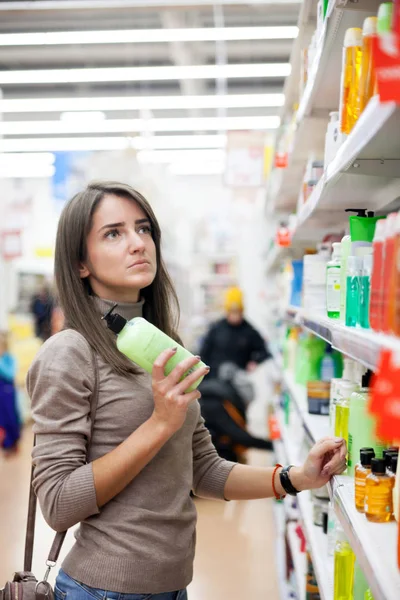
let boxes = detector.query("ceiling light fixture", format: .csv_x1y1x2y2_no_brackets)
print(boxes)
0,93,284,113
0,63,291,85
0,115,280,135
0,26,298,46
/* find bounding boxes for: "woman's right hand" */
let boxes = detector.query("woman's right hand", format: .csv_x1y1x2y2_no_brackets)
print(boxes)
150,348,210,436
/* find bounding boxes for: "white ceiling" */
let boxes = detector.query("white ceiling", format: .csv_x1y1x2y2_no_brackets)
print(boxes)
0,0,300,152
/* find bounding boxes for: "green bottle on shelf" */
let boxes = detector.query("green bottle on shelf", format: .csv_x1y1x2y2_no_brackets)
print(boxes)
346,256,362,327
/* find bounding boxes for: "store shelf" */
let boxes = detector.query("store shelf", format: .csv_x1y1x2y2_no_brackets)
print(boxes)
298,491,334,600
287,305,400,372
293,97,400,238
288,522,307,600
334,478,400,600
272,0,382,212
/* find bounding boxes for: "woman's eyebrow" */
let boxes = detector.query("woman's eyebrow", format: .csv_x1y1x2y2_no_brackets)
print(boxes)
98,221,125,232
98,218,150,233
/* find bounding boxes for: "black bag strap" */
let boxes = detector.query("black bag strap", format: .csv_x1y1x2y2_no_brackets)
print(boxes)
24,344,100,572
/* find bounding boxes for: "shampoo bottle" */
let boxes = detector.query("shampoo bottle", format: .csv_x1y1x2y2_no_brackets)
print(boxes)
334,528,355,600
346,256,362,327
102,304,207,391
365,458,393,523
369,219,386,331
355,448,375,512
326,243,342,319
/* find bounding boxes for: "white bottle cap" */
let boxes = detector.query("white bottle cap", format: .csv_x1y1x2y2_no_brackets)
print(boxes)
344,27,363,48
338,380,360,398
363,16,378,37
329,111,339,122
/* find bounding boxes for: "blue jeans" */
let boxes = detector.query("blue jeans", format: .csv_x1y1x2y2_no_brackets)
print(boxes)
55,569,188,600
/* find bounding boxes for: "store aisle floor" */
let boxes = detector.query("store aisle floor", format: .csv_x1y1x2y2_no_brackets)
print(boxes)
0,426,279,600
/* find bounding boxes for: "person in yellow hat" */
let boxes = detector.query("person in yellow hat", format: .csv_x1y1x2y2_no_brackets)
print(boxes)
199,286,272,378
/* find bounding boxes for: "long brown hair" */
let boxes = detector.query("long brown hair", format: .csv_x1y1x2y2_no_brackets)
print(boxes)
55,180,181,376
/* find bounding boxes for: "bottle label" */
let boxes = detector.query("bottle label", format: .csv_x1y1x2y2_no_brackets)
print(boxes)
326,269,341,311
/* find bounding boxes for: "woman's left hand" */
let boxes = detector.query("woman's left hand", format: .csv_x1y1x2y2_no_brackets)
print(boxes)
290,437,347,492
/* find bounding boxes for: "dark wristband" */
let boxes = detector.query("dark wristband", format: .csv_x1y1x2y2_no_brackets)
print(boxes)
279,465,300,496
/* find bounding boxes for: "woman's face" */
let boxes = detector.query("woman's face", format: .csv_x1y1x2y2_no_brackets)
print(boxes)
80,194,157,302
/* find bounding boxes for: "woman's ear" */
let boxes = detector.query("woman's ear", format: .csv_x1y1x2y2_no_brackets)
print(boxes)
79,263,90,279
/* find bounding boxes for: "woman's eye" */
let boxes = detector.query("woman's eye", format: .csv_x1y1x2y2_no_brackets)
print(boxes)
104,228,120,240
138,225,152,235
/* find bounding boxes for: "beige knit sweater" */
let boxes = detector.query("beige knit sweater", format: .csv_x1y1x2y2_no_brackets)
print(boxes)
27,298,236,594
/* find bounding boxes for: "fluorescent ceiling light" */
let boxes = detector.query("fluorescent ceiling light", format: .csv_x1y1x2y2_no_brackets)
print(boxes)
0,152,55,165
0,93,284,113
0,26,298,46
0,63,291,85
0,116,280,135
0,135,226,152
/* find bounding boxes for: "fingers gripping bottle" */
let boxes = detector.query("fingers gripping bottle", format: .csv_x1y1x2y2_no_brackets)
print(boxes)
102,304,207,391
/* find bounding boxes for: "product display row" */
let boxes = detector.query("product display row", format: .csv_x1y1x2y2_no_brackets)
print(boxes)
264,1,400,599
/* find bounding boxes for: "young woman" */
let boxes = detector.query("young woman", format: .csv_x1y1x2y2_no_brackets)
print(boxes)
27,181,347,600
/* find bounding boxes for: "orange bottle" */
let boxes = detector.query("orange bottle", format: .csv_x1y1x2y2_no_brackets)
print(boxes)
339,28,363,135
355,448,375,512
365,458,393,523
357,17,378,119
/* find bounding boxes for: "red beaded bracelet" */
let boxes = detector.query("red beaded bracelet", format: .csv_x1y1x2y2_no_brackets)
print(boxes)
272,463,286,500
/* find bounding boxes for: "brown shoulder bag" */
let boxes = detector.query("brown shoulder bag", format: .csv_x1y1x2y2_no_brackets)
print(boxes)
0,346,99,600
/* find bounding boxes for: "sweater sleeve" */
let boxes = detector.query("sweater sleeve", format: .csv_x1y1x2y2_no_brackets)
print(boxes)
27,330,100,532
192,409,236,500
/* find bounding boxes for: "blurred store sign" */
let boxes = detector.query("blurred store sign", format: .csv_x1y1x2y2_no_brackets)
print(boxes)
52,151,91,210
224,130,270,188
1,229,22,260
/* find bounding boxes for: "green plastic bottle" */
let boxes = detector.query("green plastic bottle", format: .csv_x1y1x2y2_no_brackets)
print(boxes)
348,386,386,476
327,242,342,319
359,254,372,329
102,304,207,391
346,256,362,327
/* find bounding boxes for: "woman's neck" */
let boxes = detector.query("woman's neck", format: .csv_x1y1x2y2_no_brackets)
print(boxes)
92,296,144,322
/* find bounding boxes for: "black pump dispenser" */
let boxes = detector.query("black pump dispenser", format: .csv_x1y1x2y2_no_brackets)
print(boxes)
101,303,127,334
345,208,375,218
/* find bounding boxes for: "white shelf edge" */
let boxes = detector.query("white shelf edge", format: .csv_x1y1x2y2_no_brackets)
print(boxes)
288,522,307,600
286,305,400,372
334,480,400,600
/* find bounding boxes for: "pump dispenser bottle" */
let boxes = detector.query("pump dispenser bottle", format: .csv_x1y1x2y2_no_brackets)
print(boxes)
102,304,207,391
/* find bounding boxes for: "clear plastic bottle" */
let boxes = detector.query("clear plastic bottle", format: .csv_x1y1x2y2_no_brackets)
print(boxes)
357,17,378,119
339,28,363,135
334,528,355,600
327,242,342,319
335,381,359,456
365,458,394,523
355,448,375,512
346,256,362,327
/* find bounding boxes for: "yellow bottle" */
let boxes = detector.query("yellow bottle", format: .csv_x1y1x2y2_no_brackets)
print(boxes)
334,529,355,600
365,458,393,522
355,448,375,512
339,28,363,135
357,17,378,119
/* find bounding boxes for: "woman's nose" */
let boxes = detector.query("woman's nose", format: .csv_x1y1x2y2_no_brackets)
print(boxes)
128,230,146,253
